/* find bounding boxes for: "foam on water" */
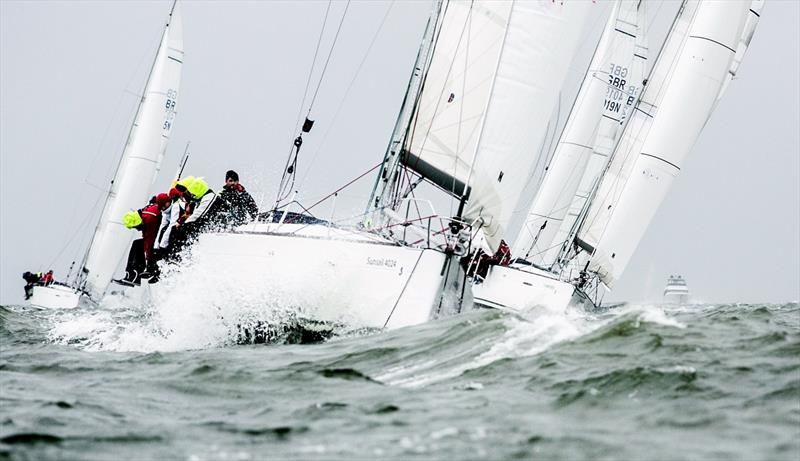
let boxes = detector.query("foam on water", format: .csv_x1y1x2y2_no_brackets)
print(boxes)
377,302,688,387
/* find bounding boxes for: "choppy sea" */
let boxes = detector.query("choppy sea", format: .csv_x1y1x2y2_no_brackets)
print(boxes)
1,299,798,460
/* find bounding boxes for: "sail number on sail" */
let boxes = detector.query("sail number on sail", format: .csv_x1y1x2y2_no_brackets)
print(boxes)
163,89,178,132
604,63,638,120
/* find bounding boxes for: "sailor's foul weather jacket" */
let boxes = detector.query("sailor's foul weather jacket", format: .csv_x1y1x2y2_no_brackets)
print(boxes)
139,203,162,264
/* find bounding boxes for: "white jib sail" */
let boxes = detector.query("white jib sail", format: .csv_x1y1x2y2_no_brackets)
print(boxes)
461,0,592,252
82,3,183,299
578,0,754,287
403,1,513,199
513,0,646,267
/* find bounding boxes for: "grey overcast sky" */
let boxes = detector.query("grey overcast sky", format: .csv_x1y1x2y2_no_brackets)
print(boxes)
1,0,798,306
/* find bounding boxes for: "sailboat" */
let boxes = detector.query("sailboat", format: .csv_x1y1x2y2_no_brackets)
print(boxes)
188,0,594,329
28,2,184,309
472,0,763,313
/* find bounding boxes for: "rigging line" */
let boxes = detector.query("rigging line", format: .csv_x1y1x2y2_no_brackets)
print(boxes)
647,0,666,32
46,193,105,271
275,1,334,208
406,174,424,226
305,162,382,212
307,0,352,115
450,1,472,218
292,0,334,135
296,0,396,191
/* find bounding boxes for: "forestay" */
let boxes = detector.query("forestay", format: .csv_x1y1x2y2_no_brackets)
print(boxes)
513,0,647,268
82,3,184,299
577,0,755,287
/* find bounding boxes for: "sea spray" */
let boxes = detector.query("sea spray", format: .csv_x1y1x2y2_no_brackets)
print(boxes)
46,232,373,352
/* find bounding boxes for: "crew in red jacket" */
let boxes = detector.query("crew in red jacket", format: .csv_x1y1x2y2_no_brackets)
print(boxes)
119,193,171,285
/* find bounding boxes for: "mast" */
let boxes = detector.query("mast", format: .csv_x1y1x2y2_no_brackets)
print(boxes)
365,0,445,225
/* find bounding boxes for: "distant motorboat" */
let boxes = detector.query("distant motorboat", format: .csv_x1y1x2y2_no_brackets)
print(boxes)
663,275,690,304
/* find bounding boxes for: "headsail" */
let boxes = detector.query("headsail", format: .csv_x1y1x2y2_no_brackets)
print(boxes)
575,0,757,287
513,0,647,267
462,0,591,252
398,0,592,251
401,1,513,199
81,3,184,299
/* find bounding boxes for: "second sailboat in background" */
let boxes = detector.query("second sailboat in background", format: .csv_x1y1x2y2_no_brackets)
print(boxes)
473,0,763,313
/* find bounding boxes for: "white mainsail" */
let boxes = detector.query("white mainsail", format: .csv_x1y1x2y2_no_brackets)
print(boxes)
82,3,184,299
401,0,592,251
576,0,755,287
574,1,700,267
513,0,647,267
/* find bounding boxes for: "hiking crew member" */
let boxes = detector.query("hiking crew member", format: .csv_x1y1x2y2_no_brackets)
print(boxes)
22,271,42,300
156,187,184,258
219,170,258,226
120,193,171,284
463,239,512,280
167,177,227,259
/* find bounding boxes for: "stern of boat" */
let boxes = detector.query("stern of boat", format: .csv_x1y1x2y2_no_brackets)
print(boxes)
29,284,81,309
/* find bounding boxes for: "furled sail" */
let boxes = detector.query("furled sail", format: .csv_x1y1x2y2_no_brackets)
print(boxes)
513,0,647,267
576,0,756,287
82,3,184,299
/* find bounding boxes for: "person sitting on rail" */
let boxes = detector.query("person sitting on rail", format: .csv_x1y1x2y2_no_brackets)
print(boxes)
118,193,172,285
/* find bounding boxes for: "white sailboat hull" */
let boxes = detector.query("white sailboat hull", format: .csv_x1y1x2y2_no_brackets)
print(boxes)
472,264,594,314
29,285,81,310
184,223,458,329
